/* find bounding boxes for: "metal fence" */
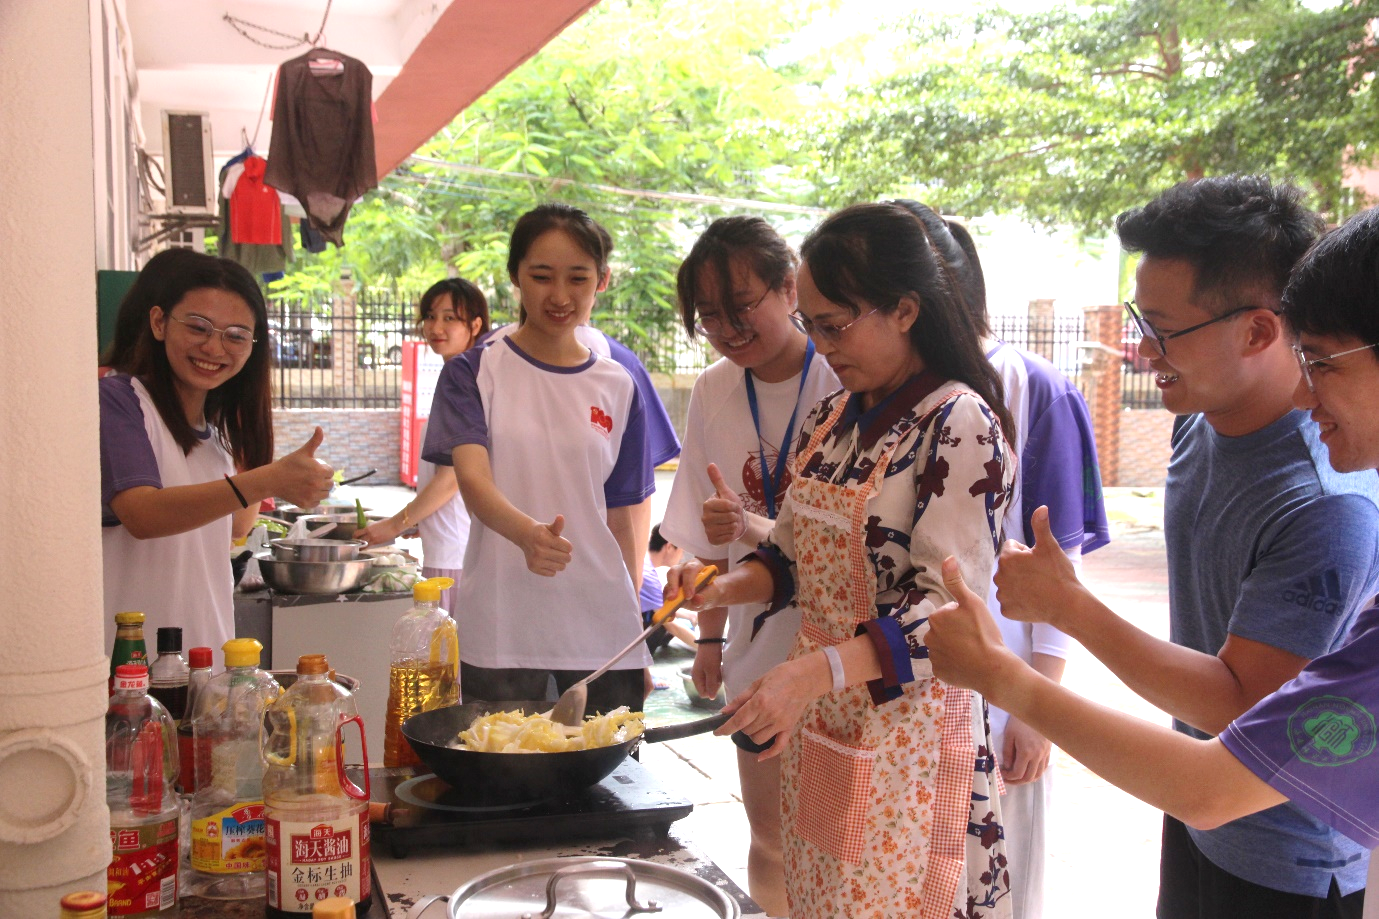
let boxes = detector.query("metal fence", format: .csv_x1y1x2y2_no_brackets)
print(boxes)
1119,319,1161,410
988,314,1088,386
268,290,420,409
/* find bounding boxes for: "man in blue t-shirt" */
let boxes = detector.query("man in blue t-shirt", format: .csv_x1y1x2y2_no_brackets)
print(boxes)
985,177,1379,918
926,202,1379,919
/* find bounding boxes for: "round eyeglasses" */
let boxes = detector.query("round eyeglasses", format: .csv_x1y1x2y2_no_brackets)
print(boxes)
788,307,881,345
693,287,771,338
169,314,257,354
1124,300,1261,358
1293,342,1379,392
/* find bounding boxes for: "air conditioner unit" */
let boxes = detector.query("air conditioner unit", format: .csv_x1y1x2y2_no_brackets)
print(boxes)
161,110,214,214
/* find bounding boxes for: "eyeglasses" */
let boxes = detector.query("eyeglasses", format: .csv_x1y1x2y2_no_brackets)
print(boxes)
789,308,881,344
693,288,771,338
1125,300,1261,358
169,314,256,353
1292,342,1379,392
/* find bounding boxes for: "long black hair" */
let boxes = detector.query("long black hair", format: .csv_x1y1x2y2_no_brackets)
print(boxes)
417,276,491,338
799,203,1015,443
113,253,274,470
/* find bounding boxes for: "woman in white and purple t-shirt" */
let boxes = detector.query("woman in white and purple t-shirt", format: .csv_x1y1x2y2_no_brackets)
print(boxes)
100,253,335,653
422,204,654,714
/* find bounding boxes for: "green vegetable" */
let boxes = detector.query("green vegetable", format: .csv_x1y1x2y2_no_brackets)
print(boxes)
355,498,367,531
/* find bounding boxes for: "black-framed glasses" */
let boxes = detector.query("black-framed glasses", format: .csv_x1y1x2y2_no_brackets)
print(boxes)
789,308,881,344
1124,300,1261,359
693,287,772,338
1292,342,1379,392
169,314,256,354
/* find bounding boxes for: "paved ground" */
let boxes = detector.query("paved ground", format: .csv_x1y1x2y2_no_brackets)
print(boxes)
347,481,1173,916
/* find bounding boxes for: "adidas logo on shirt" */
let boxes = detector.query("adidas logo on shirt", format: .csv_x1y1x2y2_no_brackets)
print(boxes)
1283,571,1344,617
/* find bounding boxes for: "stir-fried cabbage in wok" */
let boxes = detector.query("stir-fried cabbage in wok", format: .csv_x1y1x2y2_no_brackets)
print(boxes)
451,706,645,753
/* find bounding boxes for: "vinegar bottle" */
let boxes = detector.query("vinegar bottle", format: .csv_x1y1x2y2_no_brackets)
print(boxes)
149,627,190,722
262,654,372,916
382,577,459,767
105,664,180,918
184,638,281,899
176,647,214,795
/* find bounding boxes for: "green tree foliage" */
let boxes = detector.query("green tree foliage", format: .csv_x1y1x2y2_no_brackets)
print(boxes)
270,0,829,368
817,0,1379,230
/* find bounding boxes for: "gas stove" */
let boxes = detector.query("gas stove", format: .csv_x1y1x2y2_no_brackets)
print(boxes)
358,760,694,858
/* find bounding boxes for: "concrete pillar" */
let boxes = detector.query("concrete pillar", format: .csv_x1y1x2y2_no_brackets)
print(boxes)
0,0,110,913
332,268,359,398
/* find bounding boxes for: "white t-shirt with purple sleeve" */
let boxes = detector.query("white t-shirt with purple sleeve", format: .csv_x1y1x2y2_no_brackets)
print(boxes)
422,337,655,671
100,374,236,654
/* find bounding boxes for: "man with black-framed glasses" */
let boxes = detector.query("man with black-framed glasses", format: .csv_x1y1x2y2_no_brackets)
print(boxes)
992,175,1379,918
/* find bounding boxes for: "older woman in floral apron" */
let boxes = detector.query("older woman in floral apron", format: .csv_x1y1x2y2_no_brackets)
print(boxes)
669,203,1018,919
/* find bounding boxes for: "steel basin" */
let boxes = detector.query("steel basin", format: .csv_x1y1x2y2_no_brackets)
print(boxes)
269,537,367,562
255,553,373,594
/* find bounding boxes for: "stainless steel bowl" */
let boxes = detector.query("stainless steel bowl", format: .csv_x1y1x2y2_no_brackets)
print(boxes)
679,666,727,710
269,537,367,562
255,554,374,594
298,513,389,542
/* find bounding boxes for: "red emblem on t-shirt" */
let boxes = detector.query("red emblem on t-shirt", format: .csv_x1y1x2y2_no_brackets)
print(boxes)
591,406,614,438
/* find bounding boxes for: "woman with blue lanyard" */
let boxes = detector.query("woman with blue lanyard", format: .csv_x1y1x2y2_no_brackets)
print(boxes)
660,216,838,917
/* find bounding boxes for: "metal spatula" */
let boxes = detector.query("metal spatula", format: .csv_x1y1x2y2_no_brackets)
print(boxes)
549,565,719,727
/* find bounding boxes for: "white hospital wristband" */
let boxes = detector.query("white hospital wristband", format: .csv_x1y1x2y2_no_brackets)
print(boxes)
821,645,845,693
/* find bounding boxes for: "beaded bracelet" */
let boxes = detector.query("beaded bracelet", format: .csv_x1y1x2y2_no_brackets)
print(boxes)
695,637,727,645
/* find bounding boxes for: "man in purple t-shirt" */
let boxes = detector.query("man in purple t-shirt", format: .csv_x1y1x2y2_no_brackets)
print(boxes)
924,204,1379,915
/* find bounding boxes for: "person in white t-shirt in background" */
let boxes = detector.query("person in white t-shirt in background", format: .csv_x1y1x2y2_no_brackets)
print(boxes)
660,216,840,917
423,204,655,715
358,277,491,619
892,200,1111,919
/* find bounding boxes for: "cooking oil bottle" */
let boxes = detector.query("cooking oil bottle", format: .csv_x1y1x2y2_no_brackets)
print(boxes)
262,654,372,916
105,664,180,918
382,576,458,767
184,638,281,899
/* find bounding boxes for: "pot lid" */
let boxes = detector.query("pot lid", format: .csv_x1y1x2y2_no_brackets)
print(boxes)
445,856,740,919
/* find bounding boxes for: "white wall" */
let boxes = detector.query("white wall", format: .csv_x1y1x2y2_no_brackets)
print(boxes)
0,0,112,912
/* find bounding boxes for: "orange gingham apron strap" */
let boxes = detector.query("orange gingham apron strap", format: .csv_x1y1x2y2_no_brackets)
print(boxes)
921,683,975,919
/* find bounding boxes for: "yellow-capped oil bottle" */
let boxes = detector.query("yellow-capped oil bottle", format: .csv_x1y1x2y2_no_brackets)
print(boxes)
185,638,281,899
262,654,371,916
382,577,458,767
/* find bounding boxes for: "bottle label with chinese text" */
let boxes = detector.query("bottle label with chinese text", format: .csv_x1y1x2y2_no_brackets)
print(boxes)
191,802,266,873
265,812,371,912
108,818,178,917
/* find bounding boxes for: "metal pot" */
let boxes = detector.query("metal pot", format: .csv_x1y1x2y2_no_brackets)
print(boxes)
255,553,374,594
299,512,389,542
401,700,728,805
269,537,367,562
408,856,740,919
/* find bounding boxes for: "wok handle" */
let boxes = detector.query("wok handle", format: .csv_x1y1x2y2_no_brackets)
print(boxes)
406,894,448,919
522,860,662,919
643,711,731,744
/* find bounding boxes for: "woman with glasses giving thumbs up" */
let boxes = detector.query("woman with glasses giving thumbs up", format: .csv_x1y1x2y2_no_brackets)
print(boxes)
660,216,839,916
101,252,335,654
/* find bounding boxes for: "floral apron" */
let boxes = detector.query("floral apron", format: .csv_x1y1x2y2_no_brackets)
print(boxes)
778,391,1011,919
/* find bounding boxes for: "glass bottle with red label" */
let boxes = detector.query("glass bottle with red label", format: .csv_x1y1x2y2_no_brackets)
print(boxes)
261,654,371,917
106,664,180,918
185,637,281,899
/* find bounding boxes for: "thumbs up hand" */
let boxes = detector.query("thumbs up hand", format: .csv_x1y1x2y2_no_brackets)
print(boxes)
993,506,1080,628
702,463,747,546
522,514,573,577
272,426,335,508
925,556,1020,699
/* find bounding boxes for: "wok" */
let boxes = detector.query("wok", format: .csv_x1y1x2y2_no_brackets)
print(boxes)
401,699,728,805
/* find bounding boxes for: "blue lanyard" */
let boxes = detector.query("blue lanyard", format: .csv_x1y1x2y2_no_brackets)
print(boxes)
744,338,815,519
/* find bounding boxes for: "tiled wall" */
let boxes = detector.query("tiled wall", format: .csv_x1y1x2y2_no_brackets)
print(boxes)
274,409,401,485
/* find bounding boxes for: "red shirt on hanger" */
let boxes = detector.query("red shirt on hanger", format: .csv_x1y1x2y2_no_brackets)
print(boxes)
229,155,282,246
